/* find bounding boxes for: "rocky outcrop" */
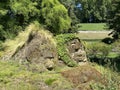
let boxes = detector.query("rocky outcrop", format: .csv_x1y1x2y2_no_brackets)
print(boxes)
10,30,57,71
1,24,87,71
66,39,87,65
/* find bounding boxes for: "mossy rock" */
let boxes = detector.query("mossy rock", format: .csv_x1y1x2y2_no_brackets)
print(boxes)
55,34,87,67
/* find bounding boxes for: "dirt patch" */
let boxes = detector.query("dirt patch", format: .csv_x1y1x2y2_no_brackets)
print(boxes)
61,65,106,90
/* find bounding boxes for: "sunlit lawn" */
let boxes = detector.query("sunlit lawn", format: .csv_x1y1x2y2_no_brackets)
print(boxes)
77,23,108,31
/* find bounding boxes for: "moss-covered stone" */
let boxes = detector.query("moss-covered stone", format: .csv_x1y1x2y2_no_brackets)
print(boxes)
55,34,87,67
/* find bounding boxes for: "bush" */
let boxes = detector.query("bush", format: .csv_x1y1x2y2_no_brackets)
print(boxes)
55,34,78,67
45,78,56,85
86,42,111,59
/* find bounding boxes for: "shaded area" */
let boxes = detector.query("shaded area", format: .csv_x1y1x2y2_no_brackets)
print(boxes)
89,56,120,72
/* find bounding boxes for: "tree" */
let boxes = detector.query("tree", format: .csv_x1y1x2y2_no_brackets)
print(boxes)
0,0,9,40
0,0,39,40
75,0,112,23
0,0,71,41
41,0,71,33
59,0,79,32
107,0,120,39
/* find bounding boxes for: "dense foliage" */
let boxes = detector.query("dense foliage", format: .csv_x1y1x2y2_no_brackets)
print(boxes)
60,0,112,23
107,0,120,39
59,0,79,31
0,0,71,41
41,0,71,33
0,0,39,40
75,0,112,23
86,42,111,60
0,0,116,41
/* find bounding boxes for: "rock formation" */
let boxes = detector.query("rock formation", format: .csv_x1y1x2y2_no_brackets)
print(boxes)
66,39,87,65
8,29,58,71
1,24,87,71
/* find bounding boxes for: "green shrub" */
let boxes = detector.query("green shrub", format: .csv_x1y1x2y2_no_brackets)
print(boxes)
55,34,78,67
86,42,111,59
45,78,56,85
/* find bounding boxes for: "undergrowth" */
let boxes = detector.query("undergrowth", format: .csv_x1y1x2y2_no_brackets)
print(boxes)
91,63,120,90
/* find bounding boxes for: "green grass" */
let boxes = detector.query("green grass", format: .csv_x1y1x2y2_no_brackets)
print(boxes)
76,23,112,40
0,61,73,90
77,23,108,31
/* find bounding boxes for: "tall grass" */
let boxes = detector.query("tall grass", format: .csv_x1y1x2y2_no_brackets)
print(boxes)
92,63,120,90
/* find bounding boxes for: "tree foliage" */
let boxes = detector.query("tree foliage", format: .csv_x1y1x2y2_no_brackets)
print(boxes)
0,0,71,41
59,0,79,32
41,0,71,33
0,0,39,40
75,0,112,23
107,0,120,39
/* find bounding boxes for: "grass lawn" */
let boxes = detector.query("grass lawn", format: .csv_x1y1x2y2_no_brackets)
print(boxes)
77,23,108,31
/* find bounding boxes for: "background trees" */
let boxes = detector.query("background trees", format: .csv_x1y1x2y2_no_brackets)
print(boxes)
59,0,112,23
0,0,119,40
59,0,80,31
107,0,120,39
75,0,112,23
0,0,39,40
0,0,71,41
